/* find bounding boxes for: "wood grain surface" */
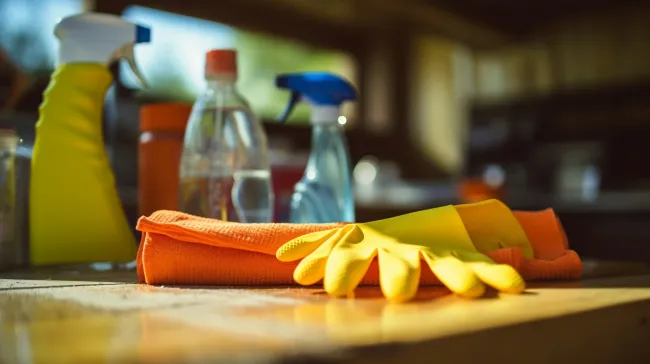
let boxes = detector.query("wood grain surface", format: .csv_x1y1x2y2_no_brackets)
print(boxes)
1,261,649,364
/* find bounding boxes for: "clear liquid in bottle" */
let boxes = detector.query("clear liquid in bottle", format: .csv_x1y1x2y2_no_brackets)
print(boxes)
232,169,272,222
179,108,273,222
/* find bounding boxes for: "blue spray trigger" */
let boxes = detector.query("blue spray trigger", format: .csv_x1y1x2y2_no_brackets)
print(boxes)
277,91,301,123
275,72,357,123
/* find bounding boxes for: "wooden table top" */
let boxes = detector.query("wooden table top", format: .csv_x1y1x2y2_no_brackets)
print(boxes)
1,260,650,364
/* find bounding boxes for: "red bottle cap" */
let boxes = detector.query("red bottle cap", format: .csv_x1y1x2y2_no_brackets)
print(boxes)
205,49,237,79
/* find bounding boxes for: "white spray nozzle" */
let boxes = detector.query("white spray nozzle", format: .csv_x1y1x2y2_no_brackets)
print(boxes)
54,13,151,87
112,43,148,88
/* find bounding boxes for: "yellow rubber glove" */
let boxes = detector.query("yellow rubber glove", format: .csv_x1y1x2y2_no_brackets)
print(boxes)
455,199,533,258
276,201,529,302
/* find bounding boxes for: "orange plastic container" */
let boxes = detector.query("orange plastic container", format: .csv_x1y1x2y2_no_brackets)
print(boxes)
458,178,504,203
139,103,191,217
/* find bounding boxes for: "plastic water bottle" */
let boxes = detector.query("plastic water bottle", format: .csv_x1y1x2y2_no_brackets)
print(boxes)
179,49,273,222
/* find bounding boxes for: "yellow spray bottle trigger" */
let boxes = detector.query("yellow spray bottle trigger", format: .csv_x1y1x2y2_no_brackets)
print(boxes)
111,43,148,88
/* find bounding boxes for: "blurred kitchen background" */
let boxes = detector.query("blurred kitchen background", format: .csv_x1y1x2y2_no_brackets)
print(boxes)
1,0,650,261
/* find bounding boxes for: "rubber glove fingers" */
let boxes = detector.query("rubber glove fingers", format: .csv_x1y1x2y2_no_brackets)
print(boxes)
276,228,339,262
291,225,358,285
377,249,421,303
292,237,338,285
423,254,486,298
455,251,526,294
324,241,376,298
471,263,525,294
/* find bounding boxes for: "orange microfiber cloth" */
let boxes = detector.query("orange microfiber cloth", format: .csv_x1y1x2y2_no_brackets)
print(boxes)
136,208,582,286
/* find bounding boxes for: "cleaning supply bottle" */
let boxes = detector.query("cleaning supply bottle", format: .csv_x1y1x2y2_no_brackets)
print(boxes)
139,103,191,217
30,13,151,265
179,49,274,223
276,72,356,223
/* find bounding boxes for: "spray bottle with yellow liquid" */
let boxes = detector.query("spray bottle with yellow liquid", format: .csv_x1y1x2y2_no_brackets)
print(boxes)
30,13,151,265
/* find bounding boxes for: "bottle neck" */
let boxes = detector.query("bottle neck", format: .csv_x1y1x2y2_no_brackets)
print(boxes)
203,76,249,112
312,123,343,135
309,105,345,157
206,78,236,92
307,123,346,166
310,105,341,125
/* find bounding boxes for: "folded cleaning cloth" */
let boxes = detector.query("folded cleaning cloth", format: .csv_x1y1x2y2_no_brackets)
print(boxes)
136,207,582,286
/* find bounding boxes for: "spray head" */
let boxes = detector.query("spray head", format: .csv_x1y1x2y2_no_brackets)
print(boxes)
276,72,357,124
54,13,151,87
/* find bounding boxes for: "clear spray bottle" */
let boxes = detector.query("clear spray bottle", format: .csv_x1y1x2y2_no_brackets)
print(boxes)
276,72,356,223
